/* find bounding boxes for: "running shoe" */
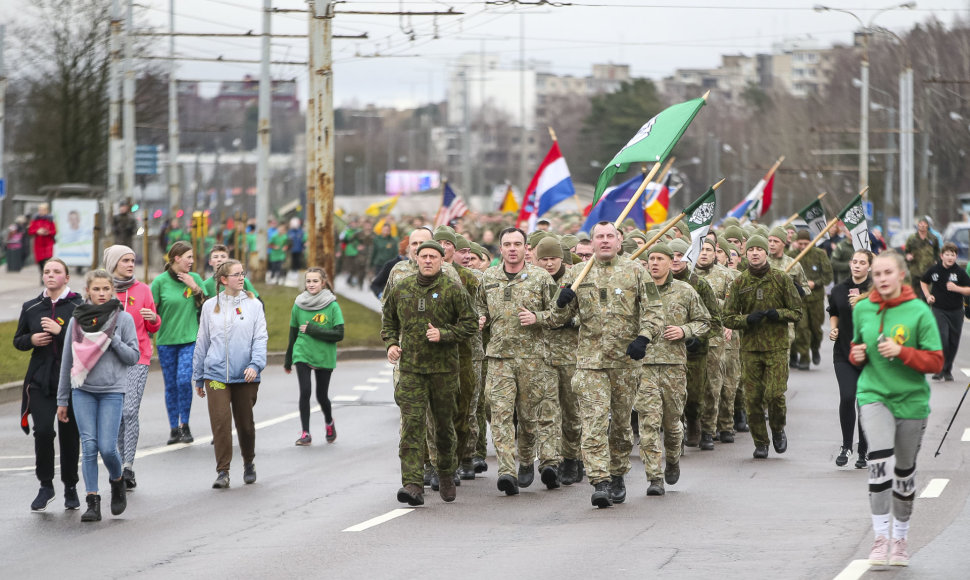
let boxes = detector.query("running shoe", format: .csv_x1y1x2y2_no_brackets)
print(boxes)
295,431,312,446
835,446,850,467
31,486,55,512
869,535,890,565
889,538,909,566
325,421,337,443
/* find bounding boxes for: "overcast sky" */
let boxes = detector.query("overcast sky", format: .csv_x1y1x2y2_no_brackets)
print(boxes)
3,0,967,108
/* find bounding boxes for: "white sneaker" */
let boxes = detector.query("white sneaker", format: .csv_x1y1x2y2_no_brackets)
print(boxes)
890,538,910,566
869,535,890,565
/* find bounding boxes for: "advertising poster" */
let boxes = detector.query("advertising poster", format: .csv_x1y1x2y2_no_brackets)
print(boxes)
52,199,99,266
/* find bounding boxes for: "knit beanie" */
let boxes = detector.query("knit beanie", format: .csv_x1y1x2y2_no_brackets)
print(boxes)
534,237,563,260
668,238,690,255
796,229,811,241
649,242,674,258
455,234,471,250
527,230,550,248
723,225,746,242
746,235,769,252
103,244,135,276
768,226,788,242
433,226,458,246
417,241,445,256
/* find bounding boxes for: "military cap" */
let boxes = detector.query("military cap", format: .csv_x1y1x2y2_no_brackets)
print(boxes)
417,240,445,256
649,242,674,258
796,229,811,241
767,226,788,242
469,242,485,259
620,237,638,255
527,230,550,247
723,225,746,242
675,219,691,239
433,226,458,246
534,237,563,260
746,235,769,252
455,234,471,250
668,238,690,255
626,230,649,243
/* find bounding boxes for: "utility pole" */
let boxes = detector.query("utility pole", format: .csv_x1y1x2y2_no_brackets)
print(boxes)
123,0,136,209
461,67,472,195
0,24,6,228
859,39,870,199
899,67,915,231
254,0,272,281
306,0,335,281
168,0,181,215
108,0,122,212
518,14,528,193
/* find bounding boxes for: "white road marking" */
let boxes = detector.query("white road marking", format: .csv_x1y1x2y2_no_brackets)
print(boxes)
0,454,48,460
343,508,413,532
962,428,970,442
333,395,360,402
378,370,393,376
0,466,38,472
833,559,869,580
366,377,390,383
353,385,379,391
962,368,970,378
919,478,949,499
136,411,303,459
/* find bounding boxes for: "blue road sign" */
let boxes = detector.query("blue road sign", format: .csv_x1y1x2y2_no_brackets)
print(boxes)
135,145,159,175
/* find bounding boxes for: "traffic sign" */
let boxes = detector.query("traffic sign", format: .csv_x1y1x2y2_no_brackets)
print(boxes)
135,145,159,175
0,178,5,199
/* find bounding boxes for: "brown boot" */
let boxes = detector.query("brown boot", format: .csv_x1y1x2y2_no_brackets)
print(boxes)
396,484,424,506
439,470,457,502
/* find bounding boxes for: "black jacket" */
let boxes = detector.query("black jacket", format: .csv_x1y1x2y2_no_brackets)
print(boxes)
15,290,84,433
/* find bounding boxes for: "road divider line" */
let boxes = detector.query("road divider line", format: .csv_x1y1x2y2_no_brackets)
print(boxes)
135,411,303,460
962,368,970,378
378,370,393,376
343,508,413,532
919,478,949,499
353,385,379,391
333,395,360,402
962,428,970,442
366,377,390,383
833,559,869,580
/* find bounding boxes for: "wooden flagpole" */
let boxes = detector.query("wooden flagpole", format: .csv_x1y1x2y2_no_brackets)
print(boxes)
630,177,726,261
786,187,868,273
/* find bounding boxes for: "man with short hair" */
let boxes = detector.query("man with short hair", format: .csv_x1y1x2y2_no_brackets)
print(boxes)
907,217,941,302
574,239,594,262
790,229,833,369
201,245,260,298
921,242,970,381
112,202,138,249
553,221,664,508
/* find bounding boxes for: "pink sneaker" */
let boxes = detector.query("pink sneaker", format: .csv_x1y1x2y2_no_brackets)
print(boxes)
325,422,337,443
295,431,312,446
869,535,890,565
890,538,910,566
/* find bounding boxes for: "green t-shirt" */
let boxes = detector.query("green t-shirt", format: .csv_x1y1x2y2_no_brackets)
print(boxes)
852,295,942,419
289,301,344,369
150,271,205,345
269,232,289,262
201,276,259,299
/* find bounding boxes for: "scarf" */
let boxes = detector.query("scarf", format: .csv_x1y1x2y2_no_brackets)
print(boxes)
69,299,122,388
295,288,336,311
417,271,439,286
113,275,137,292
551,264,566,282
695,261,713,273
868,284,917,334
748,261,770,277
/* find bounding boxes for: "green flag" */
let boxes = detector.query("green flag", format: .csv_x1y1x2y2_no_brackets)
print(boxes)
838,194,871,251
592,96,707,206
797,198,830,245
682,185,718,268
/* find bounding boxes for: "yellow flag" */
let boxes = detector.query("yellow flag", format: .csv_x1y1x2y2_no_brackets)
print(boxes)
364,195,399,217
499,186,519,213
373,217,398,237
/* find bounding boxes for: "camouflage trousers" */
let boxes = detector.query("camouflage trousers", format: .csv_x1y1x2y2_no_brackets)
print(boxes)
701,343,724,434
635,363,687,481
485,357,561,477
740,349,789,447
793,298,826,360
718,347,741,432
475,359,489,459
422,353,478,468
461,360,484,459
573,366,638,485
685,355,708,429
395,371,458,487
552,364,582,461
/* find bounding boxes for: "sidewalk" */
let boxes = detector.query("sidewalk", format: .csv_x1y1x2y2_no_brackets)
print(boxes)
333,272,382,313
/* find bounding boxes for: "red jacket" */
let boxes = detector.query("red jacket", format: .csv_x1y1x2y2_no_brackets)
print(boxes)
28,215,57,262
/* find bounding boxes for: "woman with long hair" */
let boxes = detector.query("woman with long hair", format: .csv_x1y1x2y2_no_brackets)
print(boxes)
828,249,873,469
850,250,943,566
193,260,268,489
56,269,140,522
103,245,161,489
151,241,205,444
284,267,344,445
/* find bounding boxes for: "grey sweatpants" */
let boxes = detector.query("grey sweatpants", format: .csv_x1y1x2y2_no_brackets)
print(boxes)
860,402,927,522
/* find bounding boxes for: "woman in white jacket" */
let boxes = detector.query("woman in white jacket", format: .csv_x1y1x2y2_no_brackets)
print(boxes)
193,260,268,489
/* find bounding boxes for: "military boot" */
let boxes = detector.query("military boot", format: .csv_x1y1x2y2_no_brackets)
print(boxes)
812,348,821,366
560,459,580,486
753,445,769,459
609,475,626,504
458,459,476,481
664,461,680,485
472,456,488,473
789,352,798,367
497,474,519,496
439,473,457,502
430,471,440,492
796,355,810,371
734,409,749,433
719,430,735,444
517,462,535,488
540,464,561,490
423,464,433,487
591,481,613,508
699,432,715,451
685,419,701,447
397,484,424,506
772,429,788,454
647,479,665,496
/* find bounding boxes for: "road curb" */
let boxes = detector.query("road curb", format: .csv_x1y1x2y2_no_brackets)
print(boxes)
0,347,387,406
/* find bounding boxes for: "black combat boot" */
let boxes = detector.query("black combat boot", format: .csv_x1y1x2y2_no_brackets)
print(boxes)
734,409,749,433
772,429,788,454
609,475,626,504
685,419,701,447
458,459,476,481
109,477,127,516
472,457,488,473
540,465,561,490
591,481,612,508
753,445,769,459
699,432,715,451
517,463,535,488
560,459,579,486
497,474,519,496
719,430,735,443
664,461,680,485
81,494,102,522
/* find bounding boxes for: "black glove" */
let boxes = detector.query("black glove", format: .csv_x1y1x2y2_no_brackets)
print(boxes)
746,310,766,325
796,284,806,297
765,309,780,321
626,335,650,360
556,287,576,308
685,337,701,353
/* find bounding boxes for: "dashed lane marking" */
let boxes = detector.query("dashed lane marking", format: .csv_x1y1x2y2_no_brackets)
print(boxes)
343,508,413,532
366,377,390,383
353,385,379,391
378,370,393,376
919,478,949,499
962,368,970,378
333,395,360,402
962,428,970,442
833,559,869,580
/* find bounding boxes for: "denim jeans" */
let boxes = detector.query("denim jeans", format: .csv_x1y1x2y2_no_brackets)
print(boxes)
72,389,124,494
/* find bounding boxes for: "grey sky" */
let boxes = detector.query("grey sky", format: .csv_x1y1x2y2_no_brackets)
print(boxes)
2,0,966,108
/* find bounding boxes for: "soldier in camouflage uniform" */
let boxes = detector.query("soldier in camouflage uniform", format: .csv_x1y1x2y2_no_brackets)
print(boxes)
722,235,803,459
477,227,562,496
790,229,833,369
381,241,478,505
637,243,710,496
905,217,940,301
534,237,584,485
668,238,721,451
552,221,665,508
767,227,810,366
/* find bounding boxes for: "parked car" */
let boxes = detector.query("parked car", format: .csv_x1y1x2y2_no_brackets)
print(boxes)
943,222,970,264
889,228,916,253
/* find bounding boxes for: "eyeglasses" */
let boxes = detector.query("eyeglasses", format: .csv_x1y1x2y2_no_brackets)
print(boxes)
226,271,247,279
576,252,593,259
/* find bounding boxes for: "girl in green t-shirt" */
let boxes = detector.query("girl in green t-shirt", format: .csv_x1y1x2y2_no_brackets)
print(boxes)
284,268,344,446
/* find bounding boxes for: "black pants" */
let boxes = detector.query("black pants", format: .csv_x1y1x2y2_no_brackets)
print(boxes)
28,386,80,487
833,361,867,455
296,363,333,432
932,307,963,375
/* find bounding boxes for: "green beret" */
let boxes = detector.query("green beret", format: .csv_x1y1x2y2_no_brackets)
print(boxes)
796,229,811,241
417,240,445,256
768,226,788,242
668,238,690,255
454,234,471,251
648,242,674,258
620,237,638,255
746,235,769,252
723,225,746,242
433,226,457,246
534,237,563,260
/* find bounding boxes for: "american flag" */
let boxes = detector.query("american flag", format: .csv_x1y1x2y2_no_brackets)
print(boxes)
433,182,468,227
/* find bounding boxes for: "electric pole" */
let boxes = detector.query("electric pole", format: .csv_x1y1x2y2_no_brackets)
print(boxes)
168,0,181,215
254,0,272,280
306,0,336,280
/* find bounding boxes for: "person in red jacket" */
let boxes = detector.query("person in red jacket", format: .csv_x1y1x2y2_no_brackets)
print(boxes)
28,203,57,278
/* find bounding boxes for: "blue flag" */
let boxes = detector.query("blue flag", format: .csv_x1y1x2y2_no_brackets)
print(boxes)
580,173,647,233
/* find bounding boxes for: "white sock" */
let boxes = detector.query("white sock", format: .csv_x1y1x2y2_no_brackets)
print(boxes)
893,518,910,540
872,514,891,538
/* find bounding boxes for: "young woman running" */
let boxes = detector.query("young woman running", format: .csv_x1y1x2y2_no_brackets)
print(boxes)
850,251,943,567
828,249,873,469
284,268,344,445
56,270,140,522
151,241,205,444
193,260,268,489
15,258,84,512
103,245,161,489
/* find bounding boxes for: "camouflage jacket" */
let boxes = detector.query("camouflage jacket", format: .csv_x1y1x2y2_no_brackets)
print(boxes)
672,268,720,354
551,255,665,369
722,268,742,351
830,238,854,285
694,261,733,348
768,253,811,297
381,259,461,305
453,262,485,361
381,272,477,373
905,232,940,278
477,263,556,359
722,266,803,352
546,266,579,366
796,246,833,303
644,274,710,365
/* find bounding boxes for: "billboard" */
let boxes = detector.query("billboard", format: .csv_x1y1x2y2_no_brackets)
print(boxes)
384,170,440,196
52,199,99,267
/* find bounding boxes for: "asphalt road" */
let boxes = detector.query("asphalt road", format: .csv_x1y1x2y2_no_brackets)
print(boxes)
3,345,970,578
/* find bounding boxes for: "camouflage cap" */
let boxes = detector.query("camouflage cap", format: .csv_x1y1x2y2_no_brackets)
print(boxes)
767,226,788,242
746,235,769,252
668,238,690,255
417,240,445,256
433,225,458,246
648,242,674,258
534,237,563,260
455,234,471,251
723,225,746,242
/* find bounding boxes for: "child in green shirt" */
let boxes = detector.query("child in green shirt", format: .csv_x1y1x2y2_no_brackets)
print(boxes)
201,245,259,298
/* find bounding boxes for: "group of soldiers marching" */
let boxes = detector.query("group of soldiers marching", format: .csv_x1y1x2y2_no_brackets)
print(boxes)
380,215,832,508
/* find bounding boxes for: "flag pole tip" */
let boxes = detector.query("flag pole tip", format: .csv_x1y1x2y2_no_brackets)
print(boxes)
712,178,727,190
778,155,785,162
701,90,711,101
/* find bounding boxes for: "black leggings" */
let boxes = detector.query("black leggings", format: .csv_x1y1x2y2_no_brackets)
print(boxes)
834,361,868,454
296,363,333,431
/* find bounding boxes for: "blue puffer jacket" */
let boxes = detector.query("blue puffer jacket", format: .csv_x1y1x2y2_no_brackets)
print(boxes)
192,292,268,386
